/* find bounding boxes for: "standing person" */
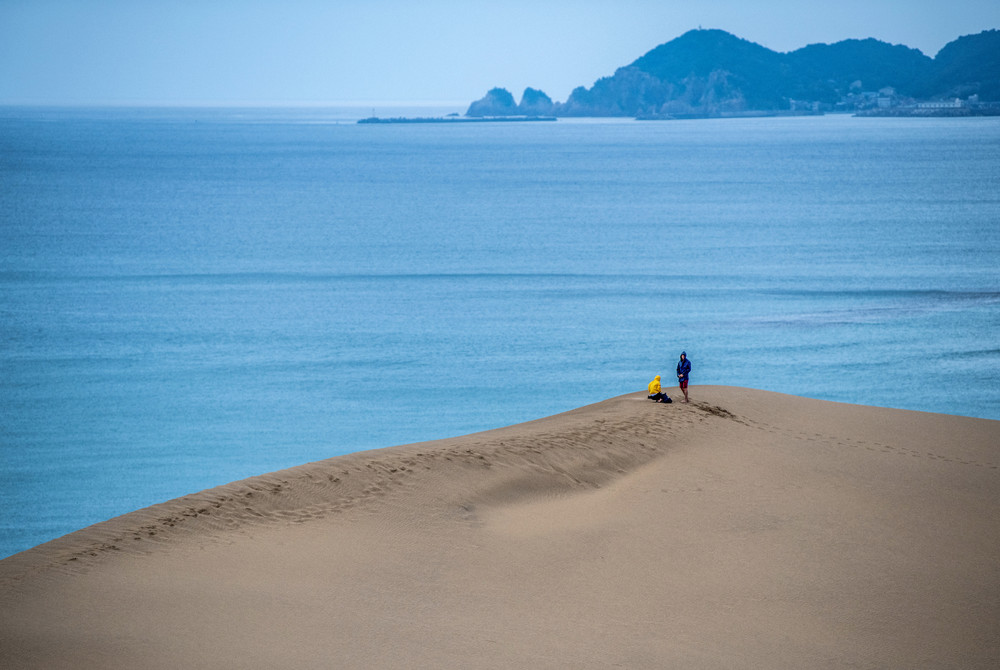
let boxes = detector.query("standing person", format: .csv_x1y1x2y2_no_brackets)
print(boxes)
647,375,670,403
676,351,691,403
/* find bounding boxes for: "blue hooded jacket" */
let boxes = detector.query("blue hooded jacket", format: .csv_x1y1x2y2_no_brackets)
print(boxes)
677,353,691,382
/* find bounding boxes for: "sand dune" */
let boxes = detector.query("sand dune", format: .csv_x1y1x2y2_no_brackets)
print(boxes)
2,386,998,669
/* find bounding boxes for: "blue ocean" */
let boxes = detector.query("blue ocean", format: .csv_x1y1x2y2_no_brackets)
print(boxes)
2,106,998,558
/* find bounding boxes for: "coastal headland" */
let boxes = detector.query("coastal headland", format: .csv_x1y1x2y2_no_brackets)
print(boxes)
2,387,998,668
465,28,1000,119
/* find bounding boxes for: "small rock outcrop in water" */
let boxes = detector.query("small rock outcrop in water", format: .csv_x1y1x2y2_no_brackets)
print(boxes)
465,88,518,117
516,88,555,116
466,87,556,117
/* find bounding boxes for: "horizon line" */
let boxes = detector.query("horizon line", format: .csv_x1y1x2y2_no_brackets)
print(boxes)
0,99,473,109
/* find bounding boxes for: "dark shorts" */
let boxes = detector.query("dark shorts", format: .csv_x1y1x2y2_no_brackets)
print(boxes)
679,380,688,389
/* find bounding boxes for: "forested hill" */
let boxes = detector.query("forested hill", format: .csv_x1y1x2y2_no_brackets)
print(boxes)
466,29,1000,117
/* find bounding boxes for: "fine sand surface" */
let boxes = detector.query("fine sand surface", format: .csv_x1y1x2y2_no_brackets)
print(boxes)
1,386,998,669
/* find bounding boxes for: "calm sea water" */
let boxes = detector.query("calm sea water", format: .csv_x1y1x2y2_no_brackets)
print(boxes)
2,107,998,558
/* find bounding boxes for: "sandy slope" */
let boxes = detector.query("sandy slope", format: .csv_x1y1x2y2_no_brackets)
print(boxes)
1,386,998,669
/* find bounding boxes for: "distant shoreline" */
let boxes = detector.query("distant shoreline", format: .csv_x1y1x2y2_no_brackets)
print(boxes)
855,107,1000,117
636,110,824,121
358,115,556,124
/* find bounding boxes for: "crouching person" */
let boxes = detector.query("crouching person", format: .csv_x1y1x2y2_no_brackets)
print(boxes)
647,375,671,403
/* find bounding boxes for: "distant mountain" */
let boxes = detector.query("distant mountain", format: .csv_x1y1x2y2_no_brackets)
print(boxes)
923,29,1000,100
466,29,1000,117
783,38,931,102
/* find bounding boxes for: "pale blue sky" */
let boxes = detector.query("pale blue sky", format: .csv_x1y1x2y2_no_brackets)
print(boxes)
1,0,997,105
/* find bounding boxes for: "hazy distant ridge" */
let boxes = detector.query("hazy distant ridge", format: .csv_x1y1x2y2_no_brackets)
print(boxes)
467,28,1000,117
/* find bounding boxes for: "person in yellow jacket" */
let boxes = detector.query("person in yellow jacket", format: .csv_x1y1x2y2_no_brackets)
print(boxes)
647,375,671,403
